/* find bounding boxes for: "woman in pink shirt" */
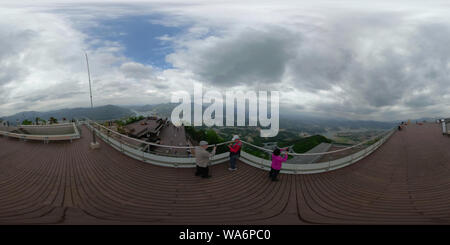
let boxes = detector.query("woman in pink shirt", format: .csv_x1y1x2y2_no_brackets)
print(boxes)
269,147,288,181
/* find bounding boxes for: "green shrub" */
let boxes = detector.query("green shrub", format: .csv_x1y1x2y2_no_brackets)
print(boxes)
185,126,228,154
124,115,145,125
22,119,33,125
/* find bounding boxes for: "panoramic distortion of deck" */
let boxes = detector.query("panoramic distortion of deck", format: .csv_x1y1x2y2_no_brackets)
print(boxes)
0,122,449,225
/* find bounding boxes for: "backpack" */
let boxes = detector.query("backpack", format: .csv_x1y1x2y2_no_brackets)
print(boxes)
230,141,242,157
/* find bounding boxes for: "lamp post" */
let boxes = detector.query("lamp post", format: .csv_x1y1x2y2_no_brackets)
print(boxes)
85,51,100,149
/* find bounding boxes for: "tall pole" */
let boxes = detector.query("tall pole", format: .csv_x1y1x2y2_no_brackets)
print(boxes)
85,52,96,144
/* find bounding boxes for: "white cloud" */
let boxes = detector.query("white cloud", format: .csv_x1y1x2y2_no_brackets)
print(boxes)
0,5,184,116
2,1,450,121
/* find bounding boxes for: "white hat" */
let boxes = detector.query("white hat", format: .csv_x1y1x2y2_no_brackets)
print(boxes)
199,141,208,146
232,135,240,141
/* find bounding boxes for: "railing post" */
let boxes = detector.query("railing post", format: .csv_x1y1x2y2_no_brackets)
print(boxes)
120,135,124,152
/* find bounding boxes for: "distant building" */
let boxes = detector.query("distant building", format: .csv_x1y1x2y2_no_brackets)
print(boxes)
336,132,352,137
262,142,278,150
300,132,310,137
124,116,167,141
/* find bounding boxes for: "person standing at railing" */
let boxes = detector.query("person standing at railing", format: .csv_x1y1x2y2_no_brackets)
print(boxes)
228,135,242,171
270,147,288,182
194,141,216,178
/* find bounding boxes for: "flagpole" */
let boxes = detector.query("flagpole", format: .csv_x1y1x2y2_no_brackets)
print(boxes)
85,51,97,146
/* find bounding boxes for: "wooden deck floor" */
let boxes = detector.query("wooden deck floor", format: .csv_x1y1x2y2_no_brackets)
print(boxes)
0,123,449,224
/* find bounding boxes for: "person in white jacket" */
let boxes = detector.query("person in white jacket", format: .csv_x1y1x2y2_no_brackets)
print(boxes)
194,141,216,178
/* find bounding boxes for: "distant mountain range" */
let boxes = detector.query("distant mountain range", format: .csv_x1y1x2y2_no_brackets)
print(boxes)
124,103,177,118
0,105,134,125
125,103,398,132
0,103,407,133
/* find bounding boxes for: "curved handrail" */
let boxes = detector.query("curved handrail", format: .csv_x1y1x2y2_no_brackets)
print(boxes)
87,119,393,156
83,119,396,174
87,120,233,149
0,122,80,141
241,129,394,156
19,123,75,128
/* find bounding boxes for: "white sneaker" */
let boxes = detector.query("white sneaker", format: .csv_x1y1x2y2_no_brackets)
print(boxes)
228,168,237,171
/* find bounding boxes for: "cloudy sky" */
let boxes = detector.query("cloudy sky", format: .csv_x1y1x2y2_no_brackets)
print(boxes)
1,0,450,121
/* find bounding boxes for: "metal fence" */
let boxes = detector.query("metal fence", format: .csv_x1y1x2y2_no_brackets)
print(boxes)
0,123,81,143
82,119,396,174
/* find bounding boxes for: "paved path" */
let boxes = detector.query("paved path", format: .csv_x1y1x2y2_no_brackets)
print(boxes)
0,123,449,224
287,142,332,164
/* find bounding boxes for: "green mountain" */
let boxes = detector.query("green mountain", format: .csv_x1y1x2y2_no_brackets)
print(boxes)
1,105,134,125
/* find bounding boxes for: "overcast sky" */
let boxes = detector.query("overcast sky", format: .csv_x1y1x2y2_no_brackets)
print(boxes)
1,0,450,121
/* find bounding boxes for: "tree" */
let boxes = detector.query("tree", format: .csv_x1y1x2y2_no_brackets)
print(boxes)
117,125,126,134
204,129,223,144
185,126,228,153
49,117,58,124
22,120,33,125
114,120,125,127
124,115,145,125
35,117,41,125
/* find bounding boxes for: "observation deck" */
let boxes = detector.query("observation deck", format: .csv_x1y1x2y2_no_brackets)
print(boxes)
0,122,449,224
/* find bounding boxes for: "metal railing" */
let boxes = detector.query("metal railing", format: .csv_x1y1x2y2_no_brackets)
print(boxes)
239,129,395,174
0,123,81,143
83,120,395,174
83,120,232,168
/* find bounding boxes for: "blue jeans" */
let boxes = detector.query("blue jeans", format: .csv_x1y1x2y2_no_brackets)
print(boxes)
230,154,238,169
